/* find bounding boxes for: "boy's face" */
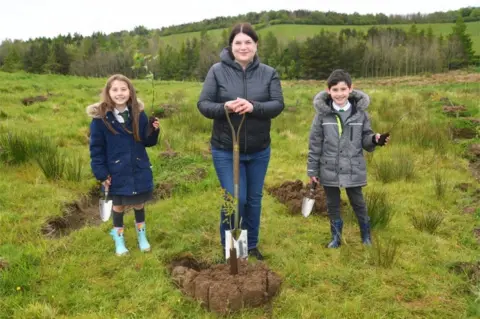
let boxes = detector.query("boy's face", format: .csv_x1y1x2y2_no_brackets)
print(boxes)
327,81,352,107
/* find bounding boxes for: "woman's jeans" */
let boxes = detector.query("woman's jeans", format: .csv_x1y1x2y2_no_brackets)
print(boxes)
211,146,271,249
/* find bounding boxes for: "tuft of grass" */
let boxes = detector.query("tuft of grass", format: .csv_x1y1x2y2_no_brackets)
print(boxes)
374,151,415,183
0,131,56,165
64,155,84,182
369,236,400,268
433,171,449,199
0,132,31,164
365,190,394,229
411,211,445,234
35,150,65,181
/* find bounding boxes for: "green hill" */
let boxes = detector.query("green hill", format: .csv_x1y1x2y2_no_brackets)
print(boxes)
160,22,480,54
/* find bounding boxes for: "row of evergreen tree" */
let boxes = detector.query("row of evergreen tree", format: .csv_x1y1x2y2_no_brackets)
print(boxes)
0,17,476,80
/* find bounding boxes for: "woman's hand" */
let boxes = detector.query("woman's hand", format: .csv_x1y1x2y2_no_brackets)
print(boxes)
233,98,253,114
225,100,240,113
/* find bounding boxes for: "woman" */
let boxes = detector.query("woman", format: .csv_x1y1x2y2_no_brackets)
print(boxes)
197,23,284,260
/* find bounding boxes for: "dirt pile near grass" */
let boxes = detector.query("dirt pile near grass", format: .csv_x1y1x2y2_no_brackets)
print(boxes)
267,180,328,216
41,187,102,237
170,256,282,315
450,261,480,284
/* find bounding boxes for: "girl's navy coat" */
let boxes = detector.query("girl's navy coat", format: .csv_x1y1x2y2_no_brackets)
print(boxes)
87,101,159,196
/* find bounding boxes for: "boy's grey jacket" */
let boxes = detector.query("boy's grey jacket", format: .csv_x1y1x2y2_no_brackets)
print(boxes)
307,90,376,188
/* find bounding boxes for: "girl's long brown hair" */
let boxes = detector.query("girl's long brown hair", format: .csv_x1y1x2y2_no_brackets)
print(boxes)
98,74,141,142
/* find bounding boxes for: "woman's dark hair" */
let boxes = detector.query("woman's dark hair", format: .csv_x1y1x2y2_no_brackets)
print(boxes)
228,23,259,46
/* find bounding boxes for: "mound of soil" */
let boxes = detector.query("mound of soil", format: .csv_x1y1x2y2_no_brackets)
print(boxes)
469,144,480,159
21,95,48,106
153,182,176,200
267,180,327,216
154,103,178,119
159,140,178,158
41,188,102,238
171,256,282,315
450,261,480,284
452,127,477,139
0,258,8,271
442,105,467,115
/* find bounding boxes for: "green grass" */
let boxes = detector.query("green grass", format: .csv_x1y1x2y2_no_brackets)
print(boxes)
159,21,480,54
0,70,479,318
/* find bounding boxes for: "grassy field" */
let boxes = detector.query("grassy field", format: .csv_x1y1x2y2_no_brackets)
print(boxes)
0,70,479,318
159,21,480,54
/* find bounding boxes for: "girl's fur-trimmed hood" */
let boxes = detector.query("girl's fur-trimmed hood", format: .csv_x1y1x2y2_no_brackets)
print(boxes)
313,89,370,115
86,100,145,119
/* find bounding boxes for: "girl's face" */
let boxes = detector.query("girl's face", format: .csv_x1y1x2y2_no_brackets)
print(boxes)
109,80,130,107
327,81,353,107
231,32,257,65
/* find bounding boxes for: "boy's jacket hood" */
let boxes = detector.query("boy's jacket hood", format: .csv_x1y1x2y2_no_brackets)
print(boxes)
86,100,145,119
313,90,370,115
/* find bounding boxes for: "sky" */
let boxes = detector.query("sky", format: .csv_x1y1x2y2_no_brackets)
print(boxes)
1,0,477,42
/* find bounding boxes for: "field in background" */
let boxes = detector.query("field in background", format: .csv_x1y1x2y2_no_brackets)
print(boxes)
160,22,480,53
0,70,479,318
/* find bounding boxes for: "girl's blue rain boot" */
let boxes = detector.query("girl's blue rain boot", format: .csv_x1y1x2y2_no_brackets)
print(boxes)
136,222,151,252
327,219,343,248
359,219,372,246
110,228,129,256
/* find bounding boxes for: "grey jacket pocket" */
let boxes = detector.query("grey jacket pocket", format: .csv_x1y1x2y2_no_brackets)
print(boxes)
350,156,367,184
320,157,338,185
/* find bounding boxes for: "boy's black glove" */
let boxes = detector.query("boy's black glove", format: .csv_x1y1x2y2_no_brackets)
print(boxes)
376,133,390,146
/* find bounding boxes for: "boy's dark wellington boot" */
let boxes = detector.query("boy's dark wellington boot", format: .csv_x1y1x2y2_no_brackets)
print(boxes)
326,219,343,248
359,219,372,246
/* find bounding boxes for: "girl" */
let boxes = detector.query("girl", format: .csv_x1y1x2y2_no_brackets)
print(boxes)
87,74,160,256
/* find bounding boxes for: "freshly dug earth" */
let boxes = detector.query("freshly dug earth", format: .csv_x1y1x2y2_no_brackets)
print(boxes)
171,258,282,315
41,187,102,237
267,180,328,216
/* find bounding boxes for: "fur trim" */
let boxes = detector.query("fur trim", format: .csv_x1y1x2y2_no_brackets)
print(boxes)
313,89,370,115
86,99,145,118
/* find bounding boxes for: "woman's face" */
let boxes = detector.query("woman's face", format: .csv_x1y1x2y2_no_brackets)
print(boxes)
231,32,257,65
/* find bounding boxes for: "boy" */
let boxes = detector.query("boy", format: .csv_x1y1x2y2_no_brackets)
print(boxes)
307,69,389,248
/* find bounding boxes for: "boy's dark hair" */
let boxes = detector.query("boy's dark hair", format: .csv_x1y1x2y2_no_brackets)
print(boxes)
228,23,258,46
327,69,352,88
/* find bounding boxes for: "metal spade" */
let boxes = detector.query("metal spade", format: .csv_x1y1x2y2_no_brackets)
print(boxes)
224,106,248,272
99,185,113,222
301,181,317,218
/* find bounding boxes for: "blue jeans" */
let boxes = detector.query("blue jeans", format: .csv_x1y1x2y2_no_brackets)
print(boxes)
211,146,271,249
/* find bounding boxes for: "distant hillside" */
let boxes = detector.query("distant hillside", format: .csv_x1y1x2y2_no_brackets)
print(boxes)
152,7,480,36
159,21,480,54
0,12,477,81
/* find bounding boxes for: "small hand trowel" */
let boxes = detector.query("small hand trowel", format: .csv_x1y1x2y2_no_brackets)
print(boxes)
301,181,317,218
99,186,113,222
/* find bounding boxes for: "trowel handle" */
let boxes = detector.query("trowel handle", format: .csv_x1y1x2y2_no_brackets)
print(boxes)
308,181,317,195
102,179,110,197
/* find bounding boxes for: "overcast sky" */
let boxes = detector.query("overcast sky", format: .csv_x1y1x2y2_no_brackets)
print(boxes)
1,0,477,41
